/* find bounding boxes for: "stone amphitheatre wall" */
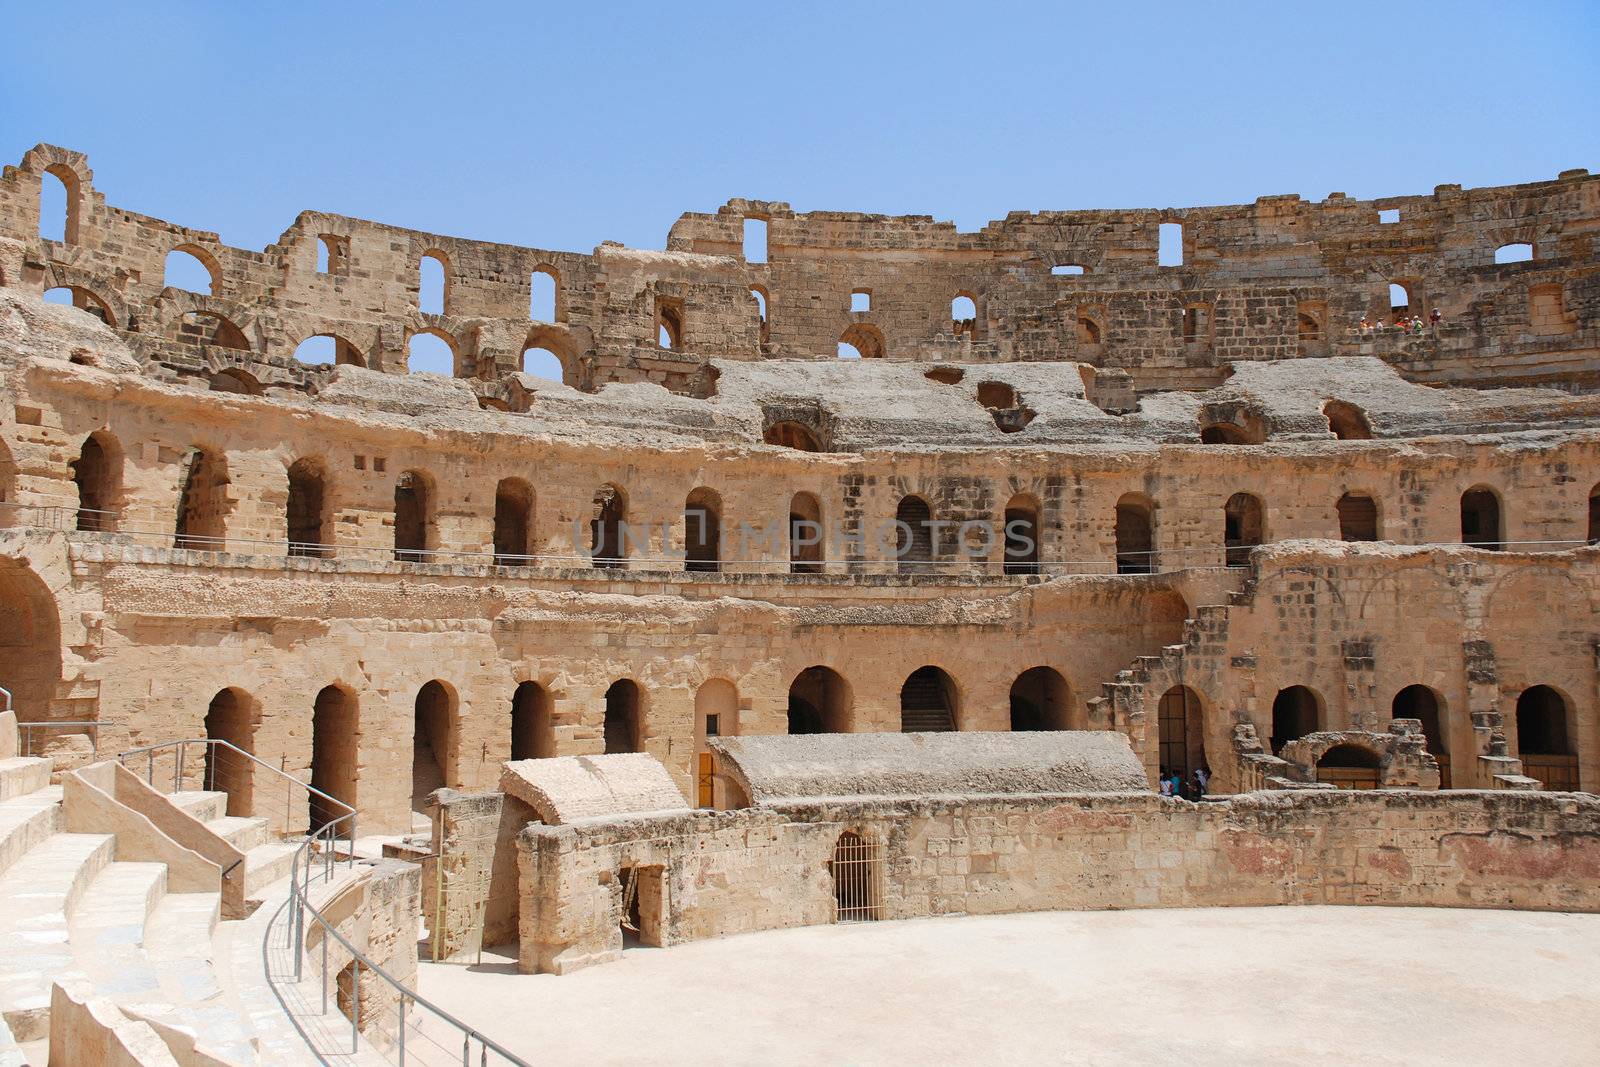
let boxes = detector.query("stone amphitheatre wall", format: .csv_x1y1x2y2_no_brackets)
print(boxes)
516,788,1600,975
0,144,1596,396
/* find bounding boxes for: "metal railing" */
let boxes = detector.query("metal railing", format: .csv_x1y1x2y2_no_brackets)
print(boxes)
16,720,107,758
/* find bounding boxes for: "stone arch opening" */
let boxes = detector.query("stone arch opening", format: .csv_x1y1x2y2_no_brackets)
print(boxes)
209,368,261,395
751,286,770,343
1115,493,1154,574
1460,486,1502,549
789,492,824,574
1316,743,1380,790
39,164,79,244
419,251,449,315
42,285,113,325
1494,242,1534,264
895,495,934,573
951,292,979,339
590,483,627,569
764,421,822,451
1199,421,1257,445
684,487,721,573
1392,684,1449,788
788,666,851,734
203,687,259,816
694,678,739,807
0,562,63,723
1010,667,1070,731
412,680,456,812
840,323,885,360
406,329,456,375
72,431,122,532
1589,482,1599,543
173,311,249,351
293,334,365,368
494,477,535,565
530,267,559,322
1158,685,1208,783
1516,685,1578,791
656,297,684,350
1324,400,1373,440
1270,685,1322,754
900,666,957,732
174,447,230,550
287,457,331,558
1337,492,1379,542
164,246,219,295
394,470,434,562
830,829,881,922
603,679,642,754
1223,492,1264,567
511,681,554,761
1004,493,1041,575
310,685,358,831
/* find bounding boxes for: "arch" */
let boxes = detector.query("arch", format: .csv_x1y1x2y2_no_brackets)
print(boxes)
590,483,627,568
208,368,261,396
1316,744,1380,790
174,447,230,550
1076,310,1102,345
530,266,560,322
684,487,721,573
764,421,822,451
750,286,770,343
203,687,259,816
1590,482,1599,544
39,164,79,244
1003,493,1041,575
951,293,978,339
71,431,122,532
1223,492,1264,567
1389,282,1411,312
394,469,434,562
174,311,249,350
1270,685,1322,754
694,678,739,807
1157,685,1207,783
1323,400,1373,440
42,286,114,325
894,495,934,573
0,561,64,724
656,297,684,351
1337,492,1379,542
1392,684,1449,787
521,346,565,383
900,665,957,732
493,477,535,565
839,323,884,360
286,457,331,558
511,681,554,761
293,334,365,368
830,829,881,922
164,246,219,295
788,666,851,734
412,680,457,811
1516,685,1578,791
406,329,456,375
603,679,642,754
1494,242,1534,265
1198,421,1256,445
310,684,358,830
419,250,449,315
1115,493,1154,574
1460,485,1502,549
1297,312,1323,341
789,492,824,574
1010,667,1070,731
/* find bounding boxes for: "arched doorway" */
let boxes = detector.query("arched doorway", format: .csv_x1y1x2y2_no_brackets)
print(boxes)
789,492,823,574
71,432,121,532
412,680,455,813
310,685,358,831
1392,685,1449,787
1516,685,1578,791
694,679,739,808
895,496,934,573
1316,744,1380,790
788,666,852,734
286,458,330,557
1003,494,1041,575
1223,493,1263,567
590,484,627,569
1270,686,1321,754
1337,493,1379,542
1115,494,1154,574
1009,667,1069,730
203,687,258,817
1157,686,1207,784
394,471,433,562
830,830,881,922
604,680,641,754
1460,487,1501,549
0,562,63,725
684,488,721,572
493,478,534,565
174,447,230,550
900,666,956,732
511,681,552,761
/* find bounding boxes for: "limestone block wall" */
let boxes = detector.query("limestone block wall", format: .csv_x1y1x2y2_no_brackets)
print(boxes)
517,789,1600,974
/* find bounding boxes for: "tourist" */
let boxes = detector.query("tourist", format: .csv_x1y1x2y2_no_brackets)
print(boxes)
1160,774,1173,797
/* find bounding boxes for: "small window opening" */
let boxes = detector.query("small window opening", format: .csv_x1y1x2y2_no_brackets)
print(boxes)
1051,264,1085,276
1379,208,1400,224
789,492,824,574
1389,283,1410,311
1494,242,1533,265
407,332,454,375
164,249,216,295
40,169,73,243
1114,494,1154,574
1158,223,1183,267
1223,492,1264,567
850,289,871,313
1460,487,1501,549
419,253,447,315
656,297,684,350
1336,493,1379,542
743,217,768,264
530,268,558,321
522,346,563,382
493,478,534,565
603,679,641,754
1270,685,1321,754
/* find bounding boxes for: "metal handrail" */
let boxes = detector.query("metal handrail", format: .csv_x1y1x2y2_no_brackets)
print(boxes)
17,720,107,758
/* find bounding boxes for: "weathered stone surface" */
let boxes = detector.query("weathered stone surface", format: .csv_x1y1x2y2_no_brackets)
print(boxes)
500,755,688,825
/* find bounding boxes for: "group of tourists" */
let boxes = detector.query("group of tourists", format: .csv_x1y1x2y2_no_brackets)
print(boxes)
1358,308,1443,336
1159,766,1209,800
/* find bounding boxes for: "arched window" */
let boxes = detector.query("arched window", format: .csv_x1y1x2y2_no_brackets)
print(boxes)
1003,494,1040,575
837,341,862,360
1336,493,1379,542
521,345,564,382
831,830,881,922
1460,486,1501,549
1157,685,1207,784
71,432,121,532
164,248,218,295
765,421,822,451
590,484,627,569
1323,401,1372,440
42,286,112,324
530,268,559,322
789,492,824,574
694,679,739,807
1010,667,1070,731
174,448,230,550
840,323,884,360
684,487,721,572
1223,492,1264,567
203,687,258,816
1389,283,1410,312
1516,685,1578,791
394,470,433,562
412,680,456,810
788,666,851,734
1316,744,1380,790
310,685,358,831
1392,685,1449,787
1494,243,1533,265
39,166,78,244
1115,493,1154,574
603,679,642,754
493,478,534,565
419,252,448,315
656,297,683,350
407,331,455,375
900,666,956,732
895,495,934,574
286,458,330,558
951,294,978,338
294,334,364,368
743,217,768,264
1270,685,1322,754
1199,422,1255,445
511,681,554,761
175,311,249,351
750,287,770,343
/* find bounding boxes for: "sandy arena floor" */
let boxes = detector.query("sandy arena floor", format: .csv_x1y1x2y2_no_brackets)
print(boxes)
416,907,1600,1066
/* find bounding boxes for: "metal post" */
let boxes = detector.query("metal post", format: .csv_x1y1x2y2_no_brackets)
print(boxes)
351,958,360,1053
147,751,154,785
175,740,183,793
321,924,328,1013
463,1033,470,1066
399,997,406,1065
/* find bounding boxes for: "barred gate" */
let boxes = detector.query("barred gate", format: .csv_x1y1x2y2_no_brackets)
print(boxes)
831,830,882,922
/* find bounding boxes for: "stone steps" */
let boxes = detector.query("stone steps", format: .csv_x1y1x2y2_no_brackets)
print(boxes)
0,759,50,804
0,832,116,1040
0,785,62,881
245,841,300,897
138,892,259,1066
68,861,169,1005
169,790,227,823
206,814,271,852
